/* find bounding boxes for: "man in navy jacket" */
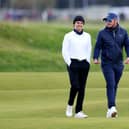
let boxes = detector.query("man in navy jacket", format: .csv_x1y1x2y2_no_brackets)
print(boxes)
93,13,129,118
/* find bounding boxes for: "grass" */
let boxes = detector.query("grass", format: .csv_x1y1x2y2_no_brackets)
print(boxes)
0,21,129,71
0,22,67,71
0,21,129,128
0,72,129,129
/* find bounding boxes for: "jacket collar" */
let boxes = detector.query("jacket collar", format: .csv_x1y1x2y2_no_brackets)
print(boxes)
105,24,119,32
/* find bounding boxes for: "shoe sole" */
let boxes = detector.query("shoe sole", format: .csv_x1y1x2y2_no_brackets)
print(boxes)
66,113,72,117
74,115,88,118
111,112,117,117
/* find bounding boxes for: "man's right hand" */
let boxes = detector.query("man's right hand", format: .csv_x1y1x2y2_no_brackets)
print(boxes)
93,59,100,64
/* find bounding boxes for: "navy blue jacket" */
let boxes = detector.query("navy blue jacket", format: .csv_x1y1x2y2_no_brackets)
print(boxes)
93,24,129,64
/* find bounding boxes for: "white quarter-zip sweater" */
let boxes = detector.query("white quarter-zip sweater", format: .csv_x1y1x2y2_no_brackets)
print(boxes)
62,30,92,66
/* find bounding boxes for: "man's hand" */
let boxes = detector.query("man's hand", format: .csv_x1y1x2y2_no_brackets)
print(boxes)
124,57,129,64
93,59,100,64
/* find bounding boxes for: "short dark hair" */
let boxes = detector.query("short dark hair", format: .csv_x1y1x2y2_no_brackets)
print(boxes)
73,15,85,24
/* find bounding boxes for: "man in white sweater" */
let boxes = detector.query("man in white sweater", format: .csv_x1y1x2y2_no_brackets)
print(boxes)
62,15,92,118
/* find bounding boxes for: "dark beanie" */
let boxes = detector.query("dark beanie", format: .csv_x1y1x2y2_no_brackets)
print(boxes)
73,15,85,24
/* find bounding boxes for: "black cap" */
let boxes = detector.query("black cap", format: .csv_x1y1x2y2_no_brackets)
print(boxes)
73,15,85,24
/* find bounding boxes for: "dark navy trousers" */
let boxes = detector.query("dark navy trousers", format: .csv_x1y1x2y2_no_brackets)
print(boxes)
101,63,124,108
67,59,90,113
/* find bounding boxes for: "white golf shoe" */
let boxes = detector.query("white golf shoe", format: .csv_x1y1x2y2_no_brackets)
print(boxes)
106,106,118,118
66,105,73,117
74,111,88,118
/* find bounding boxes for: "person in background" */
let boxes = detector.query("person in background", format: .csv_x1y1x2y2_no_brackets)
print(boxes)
93,12,129,118
62,15,92,118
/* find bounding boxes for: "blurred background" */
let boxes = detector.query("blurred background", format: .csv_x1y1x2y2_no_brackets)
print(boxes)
0,0,129,22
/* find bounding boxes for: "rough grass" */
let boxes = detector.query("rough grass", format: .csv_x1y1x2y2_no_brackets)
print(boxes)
0,72,129,129
0,22,129,71
0,22,67,71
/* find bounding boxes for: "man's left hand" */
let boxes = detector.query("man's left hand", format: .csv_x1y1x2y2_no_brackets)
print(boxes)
124,57,129,64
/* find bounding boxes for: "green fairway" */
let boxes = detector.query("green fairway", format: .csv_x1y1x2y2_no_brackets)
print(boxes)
0,72,129,129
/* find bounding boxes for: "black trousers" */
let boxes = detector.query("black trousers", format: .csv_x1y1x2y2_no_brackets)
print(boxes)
67,59,90,113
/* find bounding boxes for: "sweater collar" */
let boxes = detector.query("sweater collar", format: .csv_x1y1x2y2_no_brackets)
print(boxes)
74,29,83,35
